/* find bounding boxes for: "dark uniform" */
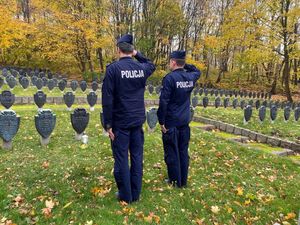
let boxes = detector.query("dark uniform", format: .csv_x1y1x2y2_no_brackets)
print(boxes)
157,51,201,187
102,34,156,203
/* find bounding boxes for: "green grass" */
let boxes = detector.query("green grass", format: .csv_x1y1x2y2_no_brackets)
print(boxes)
247,142,284,154
195,107,300,143
0,105,299,224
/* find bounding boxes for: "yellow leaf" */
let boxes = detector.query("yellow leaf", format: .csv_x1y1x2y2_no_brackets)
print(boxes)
236,186,243,196
211,206,220,214
284,212,296,220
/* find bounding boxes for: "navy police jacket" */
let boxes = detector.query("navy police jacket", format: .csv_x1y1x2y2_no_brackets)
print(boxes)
157,64,201,128
102,52,156,129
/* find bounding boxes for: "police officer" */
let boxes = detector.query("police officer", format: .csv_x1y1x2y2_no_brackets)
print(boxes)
157,50,201,188
102,34,156,203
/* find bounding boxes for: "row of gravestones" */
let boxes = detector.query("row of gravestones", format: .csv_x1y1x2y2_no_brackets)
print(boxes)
0,75,101,93
0,107,164,150
0,90,98,111
243,105,300,124
191,96,300,111
147,85,272,101
1,67,58,79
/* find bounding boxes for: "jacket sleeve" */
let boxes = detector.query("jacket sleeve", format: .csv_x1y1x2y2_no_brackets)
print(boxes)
134,51,156,78
101,66,115,130
184,64,201,82
157,76,173,125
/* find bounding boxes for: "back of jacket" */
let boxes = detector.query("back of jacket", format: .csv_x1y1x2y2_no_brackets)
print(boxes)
102,52,156,129
157,64,201,128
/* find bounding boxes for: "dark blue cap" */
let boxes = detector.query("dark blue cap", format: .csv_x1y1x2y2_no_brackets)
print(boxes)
170,50,186,59
117,34,133,45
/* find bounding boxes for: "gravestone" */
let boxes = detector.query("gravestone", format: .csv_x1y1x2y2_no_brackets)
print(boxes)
34,91,47,109
262,100,268,107
204,88,208,96
248,99,254,107
148,85,154,95
20,77,29,90
258,106,266,122
42,77,48,87
244,105,252,124
215,97,221,108
199,88,203,96
191,96,198,108
202,97,209,108
210,89,214,96
255,100,260,110
31,76,38,86
0,91,15,109
270,105,278,122
35,109,56,145
80,81,88,92
284,106,291,122
91,81,98,92
193,87,199,96
294,107,300,122
58,80,67,92
7,76,17,90
224,97,229,108
155,86,161,95
35,78,43,90
71,80,78,92
87,92,97,111
232,98,238,109
189,106,194,122
146,108,158,131
63,92,75,111
47,79,56,91
0,110,20,149
240,100,246,109
214,89,219,96
71,108,89,140
0,77,3,89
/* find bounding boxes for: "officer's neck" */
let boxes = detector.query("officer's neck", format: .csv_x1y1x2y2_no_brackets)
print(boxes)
119,53,133,59
172,66,184,71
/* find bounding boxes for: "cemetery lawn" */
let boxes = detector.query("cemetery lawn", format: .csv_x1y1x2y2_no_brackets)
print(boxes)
0,105,299,225
195,107,300,143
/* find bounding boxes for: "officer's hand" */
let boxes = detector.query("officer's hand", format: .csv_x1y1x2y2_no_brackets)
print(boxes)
107,128,115,141
160,125,168,134
133,50,137,56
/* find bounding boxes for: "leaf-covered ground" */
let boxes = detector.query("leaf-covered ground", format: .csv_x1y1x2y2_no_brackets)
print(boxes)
195,107,300,143
0,106,299,225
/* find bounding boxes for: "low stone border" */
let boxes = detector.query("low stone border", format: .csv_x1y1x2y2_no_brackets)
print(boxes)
193,116,300,153
13,97,159,106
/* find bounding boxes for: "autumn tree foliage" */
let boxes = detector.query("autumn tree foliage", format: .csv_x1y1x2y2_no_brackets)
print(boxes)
0,0,299,100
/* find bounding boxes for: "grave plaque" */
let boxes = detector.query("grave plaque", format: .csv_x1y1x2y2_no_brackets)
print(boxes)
35,109,56,145
284,106,291,122
91,81,98,92
191,96,198,108
244,105,252,124
202,97,209,108
146,108,158,131
270,105,278,122
0,91,15,109
71,108,89,140
63,92,75,110
58,80,67,92
215,97,221,108
0,110,20,149
80,81,87,92
87,92,97,111
35,78,43,90
232,98,238,109
258,106,266,122
20,77,29,90
70,80,78,92
34,91,47,109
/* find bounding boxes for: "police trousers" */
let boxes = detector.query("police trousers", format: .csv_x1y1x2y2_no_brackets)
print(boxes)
162,125,190,187
111,126,144,203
